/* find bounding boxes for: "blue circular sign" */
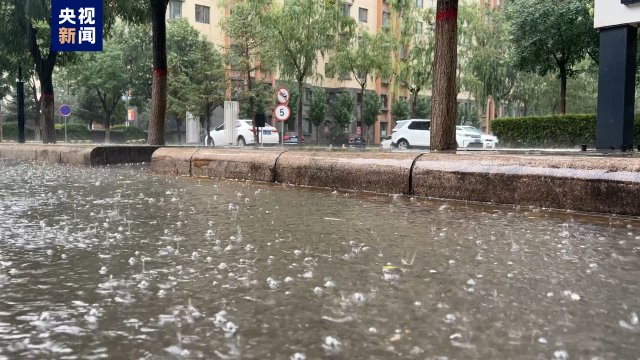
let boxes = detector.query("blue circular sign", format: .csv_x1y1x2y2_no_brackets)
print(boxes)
59,104,72,117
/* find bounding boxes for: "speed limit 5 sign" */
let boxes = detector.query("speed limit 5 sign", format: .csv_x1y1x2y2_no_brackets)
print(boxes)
274,104,291,122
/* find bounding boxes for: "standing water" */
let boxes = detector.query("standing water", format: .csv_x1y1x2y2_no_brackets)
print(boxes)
0,159,638,359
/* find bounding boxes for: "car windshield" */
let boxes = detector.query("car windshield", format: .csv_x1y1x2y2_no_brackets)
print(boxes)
461,126,483,135
393,121,409,131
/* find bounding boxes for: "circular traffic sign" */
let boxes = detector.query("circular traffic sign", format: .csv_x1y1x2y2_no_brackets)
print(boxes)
276,87,290,104
273,104,291,122
59,104,72,117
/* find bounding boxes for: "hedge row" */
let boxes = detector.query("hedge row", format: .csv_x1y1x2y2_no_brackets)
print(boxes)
111,125,146,141
55,124,91,140
1,123,146,142
491,114,640,148
1,123,35,140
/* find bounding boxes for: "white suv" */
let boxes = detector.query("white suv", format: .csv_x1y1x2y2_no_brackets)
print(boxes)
391,119,484,149
205,120,279,146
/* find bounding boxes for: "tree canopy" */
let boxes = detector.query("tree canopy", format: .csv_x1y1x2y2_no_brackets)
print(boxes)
507,0,598,114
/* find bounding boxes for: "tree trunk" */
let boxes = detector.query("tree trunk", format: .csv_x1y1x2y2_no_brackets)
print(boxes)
176,118,182,145
523,103,528,117
39,73,56,144
206,102,211,145
410,90,418,119
30,81,41,141
430,0,459,151
359,84,366,128
247,72,258,148
148,0,169,145
105,113,111,144
316,125,320,146
297,81,304,146
559,65,567,115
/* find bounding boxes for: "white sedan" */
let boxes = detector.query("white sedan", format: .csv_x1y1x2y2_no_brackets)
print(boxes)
380,136,393,149
205,120,280,147
456,126,499,149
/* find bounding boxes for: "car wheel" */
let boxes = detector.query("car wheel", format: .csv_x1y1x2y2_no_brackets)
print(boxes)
207,136,214,147
237,137,246,147
397,139,409,150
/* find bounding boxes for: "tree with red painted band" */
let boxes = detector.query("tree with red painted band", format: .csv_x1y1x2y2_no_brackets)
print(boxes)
148,0,170,145
430,0,459,151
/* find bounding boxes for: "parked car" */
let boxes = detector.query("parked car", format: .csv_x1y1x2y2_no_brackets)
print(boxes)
391,119,485,150
283,132,304,145
380,136,393,149
455,126,484,149
205,120,279,146
330,133,367,148
456,125,499,149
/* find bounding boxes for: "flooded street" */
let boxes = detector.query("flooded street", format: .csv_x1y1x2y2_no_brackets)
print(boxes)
0,159,638,359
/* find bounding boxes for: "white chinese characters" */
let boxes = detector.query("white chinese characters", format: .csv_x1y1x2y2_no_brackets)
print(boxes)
79,27,96,44
59,8,76,25
58,7,97,46
79,8,96,25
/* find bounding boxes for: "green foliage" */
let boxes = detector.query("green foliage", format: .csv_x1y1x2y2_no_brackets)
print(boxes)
66,31,129,131
309,88,328,128
508,0,598,76
415,97,431,119
239,82,273,119
464,6,515,106
332,93,355,134
398,7,434,113
166,19,209,121
268,0,347,133
1,123,34,140
507,0,598,113
54,124,90,140
362,92,381,128
391,99,410,121
331,28,391,96
458,102,480,127
189,39,225,122
490,114,624,148
223,0,273,119
111,125,146,141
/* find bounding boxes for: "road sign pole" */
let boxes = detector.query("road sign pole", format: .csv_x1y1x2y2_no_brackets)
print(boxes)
64,115,68,143
281,121,284,148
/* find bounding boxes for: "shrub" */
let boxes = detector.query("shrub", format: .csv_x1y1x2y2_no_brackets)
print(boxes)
491,114,640,148
1,123,34,140
111,125,146,141
55,124,90,140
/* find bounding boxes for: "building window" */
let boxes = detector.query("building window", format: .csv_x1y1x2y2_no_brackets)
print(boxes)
195,4,210,24
342,4,351,16
169,0,182,19
358,8,368,23
305,88,312,103
416,0,424,8
381,94,388,109
380,122,388,138
382,12,390,27
325,63,335,78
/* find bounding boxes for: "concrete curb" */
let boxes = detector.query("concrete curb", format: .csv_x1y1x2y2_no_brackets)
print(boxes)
276,151,416,194
0,144,159,165
151,148,640,216
3,145,640,216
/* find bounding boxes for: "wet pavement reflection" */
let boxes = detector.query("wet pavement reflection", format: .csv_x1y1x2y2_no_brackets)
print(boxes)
0,160,638,359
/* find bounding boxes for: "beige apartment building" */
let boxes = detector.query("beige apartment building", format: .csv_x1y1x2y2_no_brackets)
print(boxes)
166,0,481,144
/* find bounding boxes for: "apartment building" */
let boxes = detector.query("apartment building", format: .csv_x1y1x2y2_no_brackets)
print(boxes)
166,0,459,144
